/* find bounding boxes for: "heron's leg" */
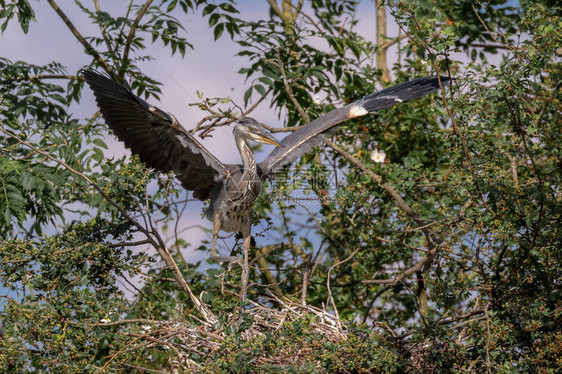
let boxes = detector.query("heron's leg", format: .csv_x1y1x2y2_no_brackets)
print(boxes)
240,221,251,302
209,213,241,265
210,213,220,258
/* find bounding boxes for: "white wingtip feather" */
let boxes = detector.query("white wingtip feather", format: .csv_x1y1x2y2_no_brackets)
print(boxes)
349,105,369,118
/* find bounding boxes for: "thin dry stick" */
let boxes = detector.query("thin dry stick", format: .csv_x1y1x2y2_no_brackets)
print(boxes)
300,254,311,305
326,246,361,331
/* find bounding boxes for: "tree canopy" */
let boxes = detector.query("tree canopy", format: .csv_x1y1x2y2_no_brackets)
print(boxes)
0,0,560,372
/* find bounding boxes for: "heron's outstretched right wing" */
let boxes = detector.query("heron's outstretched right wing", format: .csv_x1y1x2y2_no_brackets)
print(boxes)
82,70,227,200
259,76,449,176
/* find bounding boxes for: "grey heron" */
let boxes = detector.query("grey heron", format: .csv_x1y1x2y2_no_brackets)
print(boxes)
82,70,449,299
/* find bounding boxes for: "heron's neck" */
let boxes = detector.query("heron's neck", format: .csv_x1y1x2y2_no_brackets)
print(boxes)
236,137,257,177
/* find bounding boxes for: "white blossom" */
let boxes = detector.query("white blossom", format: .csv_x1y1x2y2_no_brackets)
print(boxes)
370,149,386,163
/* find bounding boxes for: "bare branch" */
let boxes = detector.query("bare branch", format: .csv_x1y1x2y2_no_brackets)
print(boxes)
376,0,391,82
95,318,157,327
29,74,80,80
108,239,151,248
380,33,407,49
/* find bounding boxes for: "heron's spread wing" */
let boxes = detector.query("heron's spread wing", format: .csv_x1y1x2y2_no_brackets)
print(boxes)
82,70,227,200
259,76,449,176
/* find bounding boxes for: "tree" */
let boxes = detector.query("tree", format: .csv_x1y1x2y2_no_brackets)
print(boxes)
0,0,560,372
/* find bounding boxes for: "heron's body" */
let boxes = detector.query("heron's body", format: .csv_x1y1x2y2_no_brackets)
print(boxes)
83,70,450,299
209,165,261,233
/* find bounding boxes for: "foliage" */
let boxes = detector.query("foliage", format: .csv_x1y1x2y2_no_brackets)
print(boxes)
1,0,561,372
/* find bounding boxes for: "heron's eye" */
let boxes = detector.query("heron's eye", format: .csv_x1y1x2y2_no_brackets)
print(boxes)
249,127,255,132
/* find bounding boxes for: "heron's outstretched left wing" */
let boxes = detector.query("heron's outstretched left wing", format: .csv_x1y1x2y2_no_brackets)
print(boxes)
259,76,449,176
83,70,227,200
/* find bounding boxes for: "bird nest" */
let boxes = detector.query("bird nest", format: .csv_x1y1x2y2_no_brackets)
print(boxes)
128,297,348,372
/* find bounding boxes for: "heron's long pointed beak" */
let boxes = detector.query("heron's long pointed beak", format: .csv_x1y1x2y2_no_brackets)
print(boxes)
259,133,284,148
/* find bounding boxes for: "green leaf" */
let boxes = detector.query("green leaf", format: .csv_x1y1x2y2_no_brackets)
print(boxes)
202,4,217,16
243,86,253,105
254,84,265,96
208,13,219,27
92,138,108,149
213,23,224,40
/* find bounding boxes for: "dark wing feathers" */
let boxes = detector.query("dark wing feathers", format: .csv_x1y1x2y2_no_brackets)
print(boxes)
259,108,352,175
82,70,227,200
259,76,449,176
357,76,449,112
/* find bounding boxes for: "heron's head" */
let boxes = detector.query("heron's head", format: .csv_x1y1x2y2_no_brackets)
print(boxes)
234,118,283,147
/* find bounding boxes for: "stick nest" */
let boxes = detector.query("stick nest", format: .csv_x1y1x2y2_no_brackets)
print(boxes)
130,298,349,371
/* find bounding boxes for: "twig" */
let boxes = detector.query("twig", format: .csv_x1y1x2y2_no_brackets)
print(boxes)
121,0,154,71
46,0,113,76
324,138,436,248
266,49,310,122
120,363,168,374
326,245,361,331
380,34,407,49
93,0,117,70
29,74,80,80
362,285,392,323
96,318,158,327
243,86,273,117
301,254,310,305
107,239,150,248
471,1,514,51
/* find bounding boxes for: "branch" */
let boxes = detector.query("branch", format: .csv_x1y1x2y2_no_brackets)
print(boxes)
46,0,113,76
121,0,154,74
471,1,514,52
120,364,168,374
326,245,361,332
380,33,407,49
266,0,283,19
267,0,299,32
322,138,442,280
94,318,157,327
107,239,151,248
376,0,391,82
264,50,310,122
261,122,307,133
93,0,117,68
324,140,416,221
243,86,273,117
29,74,80,80
252,243,288,301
